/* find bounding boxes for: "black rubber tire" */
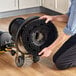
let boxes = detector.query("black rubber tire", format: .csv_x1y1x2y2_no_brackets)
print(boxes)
15,55,25,67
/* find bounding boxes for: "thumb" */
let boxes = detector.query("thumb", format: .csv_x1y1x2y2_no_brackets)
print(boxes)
38,50,44,55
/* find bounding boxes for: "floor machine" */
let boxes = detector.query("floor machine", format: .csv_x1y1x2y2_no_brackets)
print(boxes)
0,16,58,67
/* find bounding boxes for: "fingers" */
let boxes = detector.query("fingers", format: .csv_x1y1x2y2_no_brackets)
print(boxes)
38,50,44,56
39,15,53,24
39,15,47,19
45,19,50,23
38,48,48,57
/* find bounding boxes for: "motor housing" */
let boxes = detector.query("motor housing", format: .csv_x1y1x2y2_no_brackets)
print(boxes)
0,31,13,50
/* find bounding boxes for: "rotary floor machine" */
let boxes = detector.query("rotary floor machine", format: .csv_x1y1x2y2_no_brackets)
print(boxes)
0,16,58,67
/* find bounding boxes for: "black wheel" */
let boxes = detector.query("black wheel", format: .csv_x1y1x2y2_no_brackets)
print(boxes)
10,50,16,56
33,56,40,63
15,55,25,67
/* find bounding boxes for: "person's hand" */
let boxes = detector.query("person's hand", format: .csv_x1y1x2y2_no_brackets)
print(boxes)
39,15,56,23
38,47,52,57
39,14,68,23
